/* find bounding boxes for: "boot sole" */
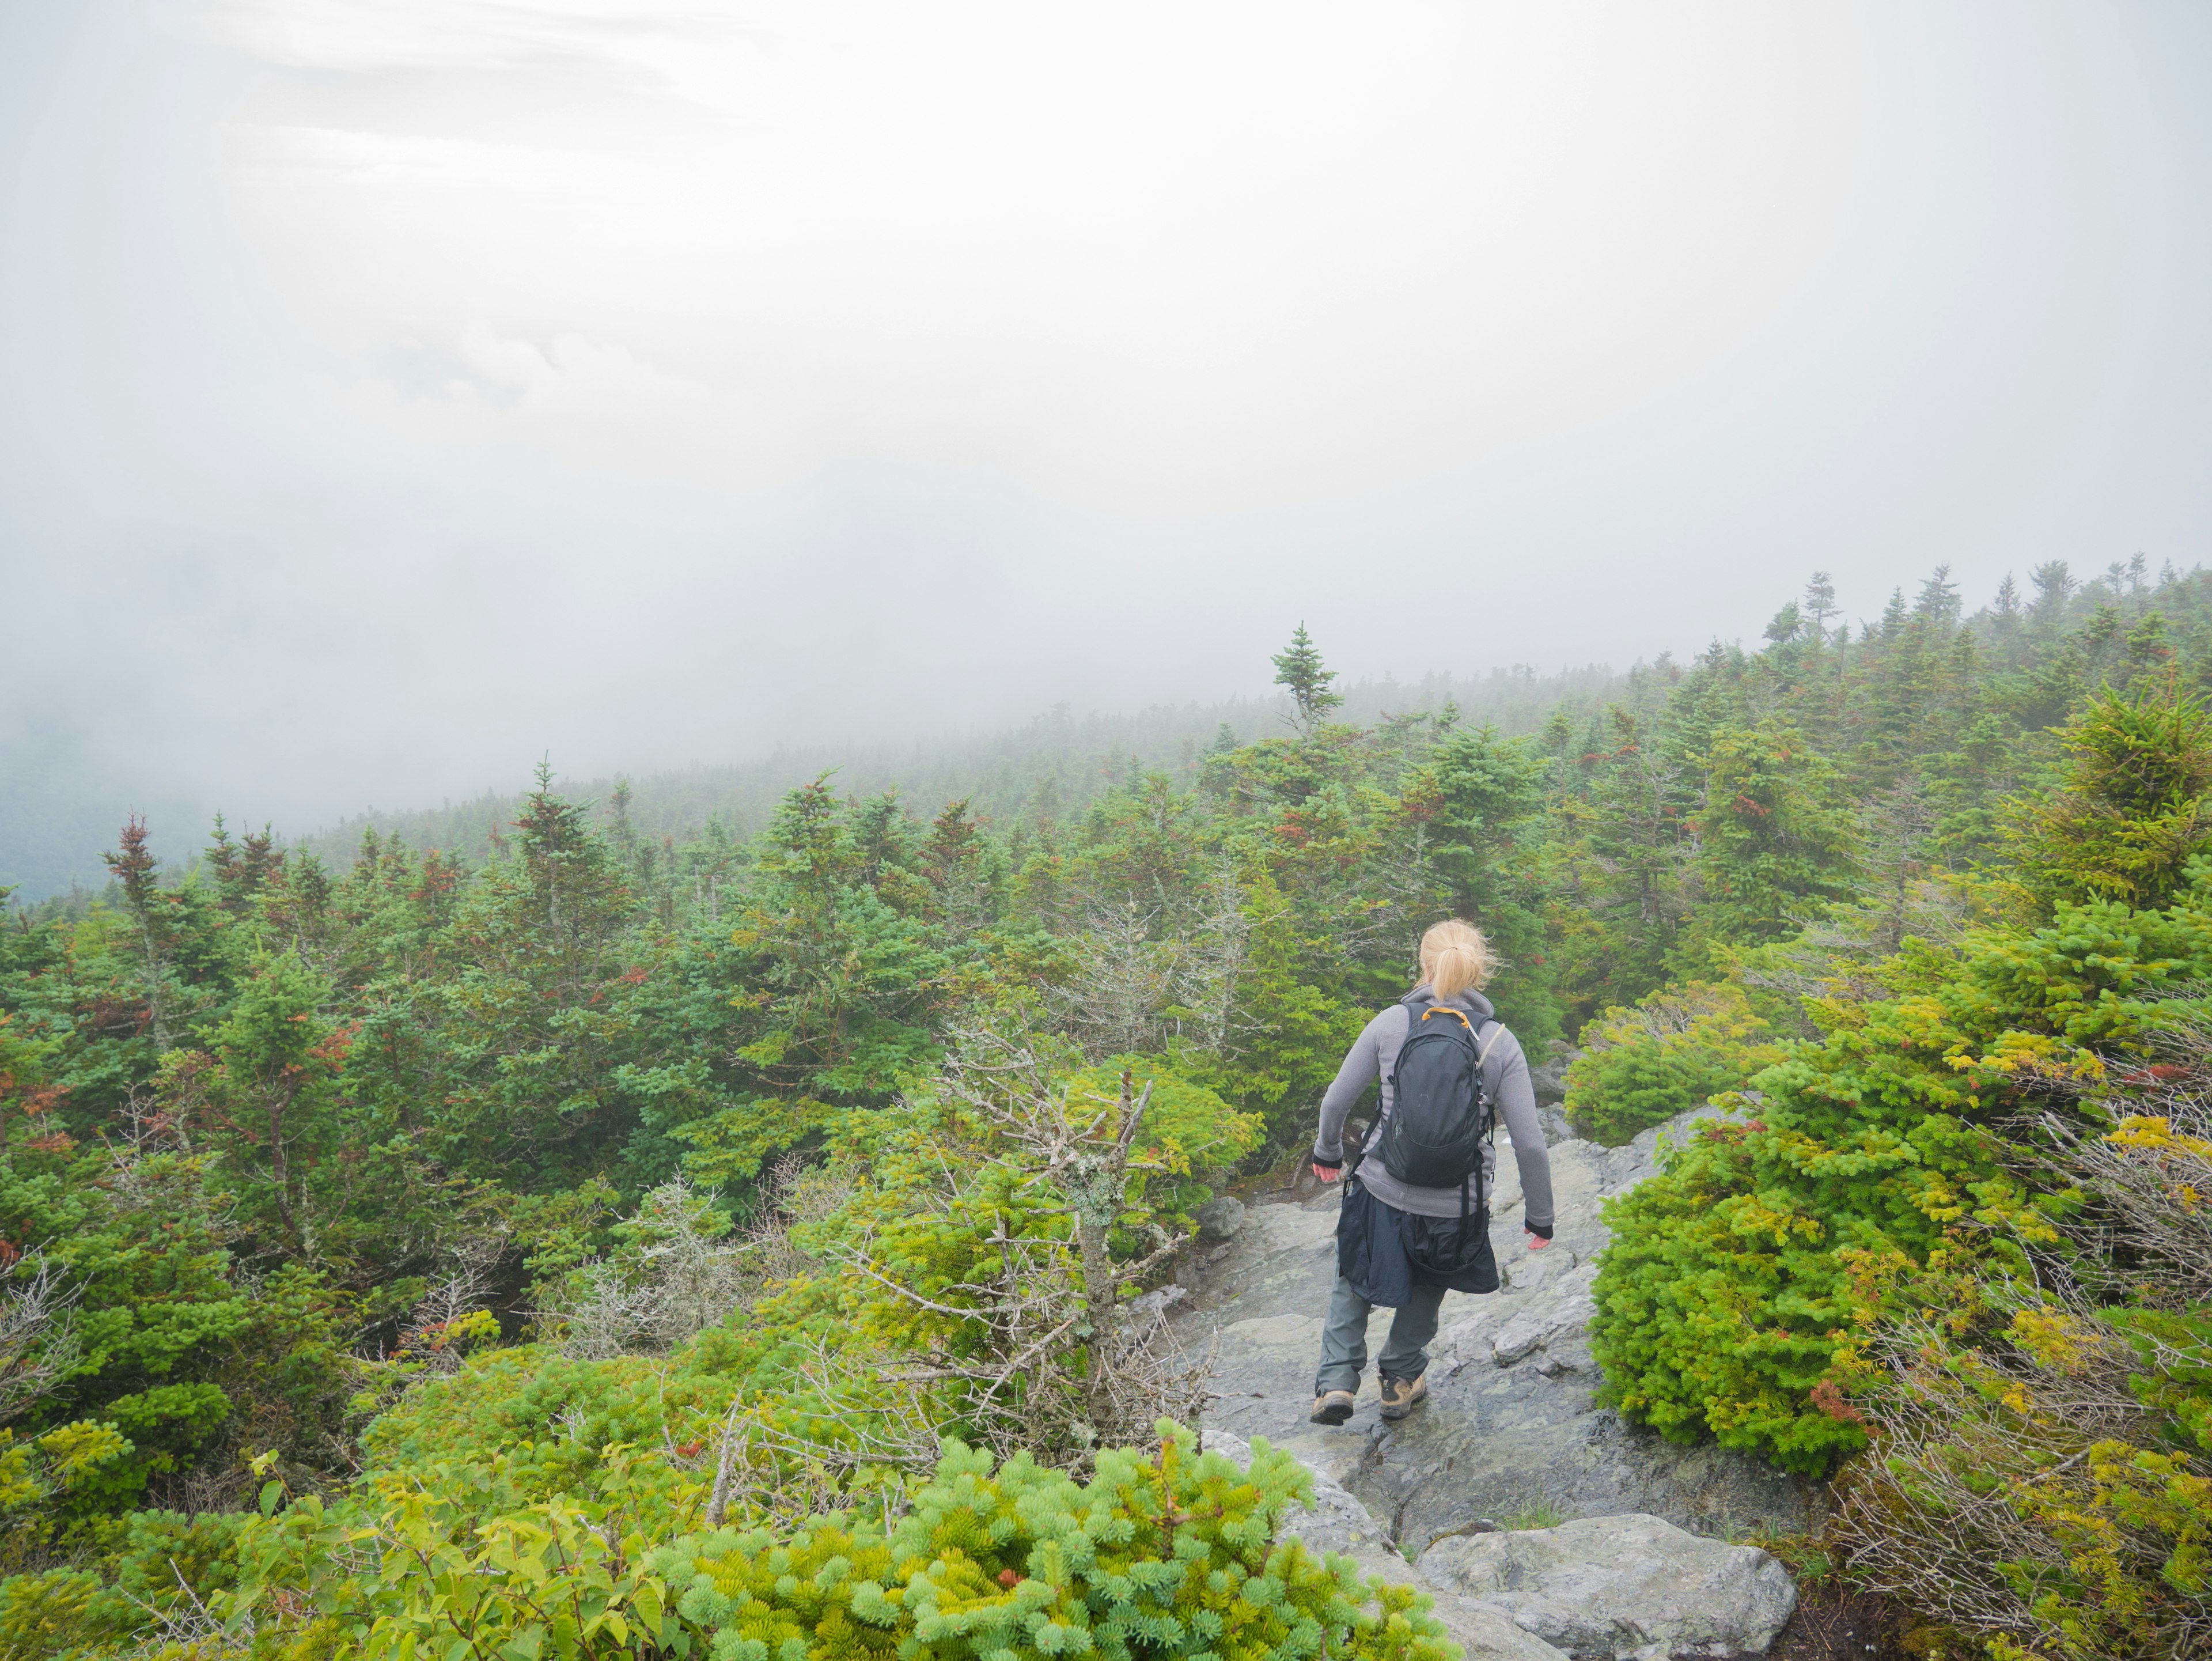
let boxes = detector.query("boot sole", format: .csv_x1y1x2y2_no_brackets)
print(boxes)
1310,1399,1355,1426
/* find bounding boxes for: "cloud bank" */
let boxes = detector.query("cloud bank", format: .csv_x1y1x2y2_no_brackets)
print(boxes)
2,0,2210,886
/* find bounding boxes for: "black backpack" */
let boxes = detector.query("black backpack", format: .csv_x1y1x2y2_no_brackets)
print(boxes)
1376,1000,1495,1195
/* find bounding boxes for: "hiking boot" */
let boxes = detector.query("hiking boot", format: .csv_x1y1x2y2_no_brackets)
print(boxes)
1309,1389,1357,1426
1378,1374,1428,1421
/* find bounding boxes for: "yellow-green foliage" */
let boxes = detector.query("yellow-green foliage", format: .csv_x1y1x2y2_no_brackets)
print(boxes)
1065,1060,1264,1223
213,1429,1452,1661
2011,679,2212,911
0,1421,134,1565
1836,1295,2211,1659
0,1570,101,1661
1829,1091,2212,1659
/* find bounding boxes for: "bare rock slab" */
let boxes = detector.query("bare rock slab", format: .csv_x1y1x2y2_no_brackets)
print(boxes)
1417,1513,1797,1660
1181,1110,1806,1550
1202,1430,1570,1661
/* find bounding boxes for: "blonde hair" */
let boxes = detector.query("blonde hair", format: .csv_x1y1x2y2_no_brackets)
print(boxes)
1419,918,1491,1000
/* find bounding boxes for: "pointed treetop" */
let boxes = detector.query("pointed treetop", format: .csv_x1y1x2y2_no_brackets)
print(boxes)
1879,588,1910,637
1802,572,1838,641
2031,561,2077,612
1272,623,1344,735
104,814,160,915
1912,565,1960,627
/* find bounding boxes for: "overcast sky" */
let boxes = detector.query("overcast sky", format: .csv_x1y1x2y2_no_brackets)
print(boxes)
5,0,2212,845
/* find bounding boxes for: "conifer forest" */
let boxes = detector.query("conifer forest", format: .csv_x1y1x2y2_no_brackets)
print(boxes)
6,561,2212,1661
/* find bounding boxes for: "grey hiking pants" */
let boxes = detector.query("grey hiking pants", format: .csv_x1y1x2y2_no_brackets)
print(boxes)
1313,1273,1446,1396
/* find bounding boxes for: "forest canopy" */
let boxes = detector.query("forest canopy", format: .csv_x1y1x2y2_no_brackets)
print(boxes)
6,556,2212,1660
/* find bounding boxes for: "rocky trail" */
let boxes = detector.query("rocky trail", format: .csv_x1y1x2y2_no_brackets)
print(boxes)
1172,1106,1818,1660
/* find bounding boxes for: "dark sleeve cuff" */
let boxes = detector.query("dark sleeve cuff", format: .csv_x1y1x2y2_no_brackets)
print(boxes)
1310,1151,1343,1170
1525,1220,1554,1240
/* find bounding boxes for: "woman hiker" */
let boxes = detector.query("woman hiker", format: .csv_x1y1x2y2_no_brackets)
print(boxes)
1308,918,1555,1425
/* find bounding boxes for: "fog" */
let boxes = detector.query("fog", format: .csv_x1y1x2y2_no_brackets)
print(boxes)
5,1,2212,892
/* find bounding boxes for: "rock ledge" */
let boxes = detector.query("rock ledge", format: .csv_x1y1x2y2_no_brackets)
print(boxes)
1419,1512,1797,1660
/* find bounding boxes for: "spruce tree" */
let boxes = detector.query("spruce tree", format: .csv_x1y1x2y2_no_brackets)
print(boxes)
2031,559,2077,632
103,814,173,1050
1802,571,1838,642
1271,623,1343,735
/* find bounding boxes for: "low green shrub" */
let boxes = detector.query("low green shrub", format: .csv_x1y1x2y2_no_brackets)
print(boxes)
1563,982,1782,1145
0,1570,103,1661
220,1429,1454,1661
1590,882,2212,1474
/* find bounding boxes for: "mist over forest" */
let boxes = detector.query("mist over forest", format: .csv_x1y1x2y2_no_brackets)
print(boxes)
3,664,1622,906
0,561,2157,910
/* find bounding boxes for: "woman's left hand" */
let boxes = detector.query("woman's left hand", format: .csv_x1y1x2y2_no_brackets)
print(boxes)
1525,1231,1550,1251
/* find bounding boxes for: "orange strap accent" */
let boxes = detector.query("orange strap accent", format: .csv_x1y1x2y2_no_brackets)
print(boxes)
1421,1007,1474,1031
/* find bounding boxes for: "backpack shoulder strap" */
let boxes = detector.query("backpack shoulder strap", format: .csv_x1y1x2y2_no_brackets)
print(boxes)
1472,1019,1503,1151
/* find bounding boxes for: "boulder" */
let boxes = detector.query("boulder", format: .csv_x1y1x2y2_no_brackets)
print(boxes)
1200,1430,1569,1661
1194,1194,1247,1243
1525,1044,1577,1107
1179,1107,1805,1550
1416,1513,1797,1660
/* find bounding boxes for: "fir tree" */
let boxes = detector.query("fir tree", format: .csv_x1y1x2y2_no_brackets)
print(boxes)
1912,563,1960,628
1802,570,1838,642
1271,623,1343,735
2031,559,2078,630
103,814,173,1051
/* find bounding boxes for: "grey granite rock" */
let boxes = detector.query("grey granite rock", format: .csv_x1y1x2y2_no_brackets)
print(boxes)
1418,1513,1797,1659
1200,1429,1569,1661
1123,1282,1187,1323
1181,1107,1806,1553
1525,1045,1577,1107
1194,1194,1247,1243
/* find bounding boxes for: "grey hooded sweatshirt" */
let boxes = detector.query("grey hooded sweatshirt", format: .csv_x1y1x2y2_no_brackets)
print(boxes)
1312,986,1555,1234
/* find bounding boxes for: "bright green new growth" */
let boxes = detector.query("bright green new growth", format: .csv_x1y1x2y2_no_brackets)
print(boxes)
202,1428,1453,1661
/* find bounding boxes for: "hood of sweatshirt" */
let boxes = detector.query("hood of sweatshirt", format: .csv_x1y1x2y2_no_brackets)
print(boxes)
1399,983,1497,1023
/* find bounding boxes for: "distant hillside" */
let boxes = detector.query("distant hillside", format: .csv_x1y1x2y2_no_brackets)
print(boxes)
290,664,1626,872
5,661,1625,901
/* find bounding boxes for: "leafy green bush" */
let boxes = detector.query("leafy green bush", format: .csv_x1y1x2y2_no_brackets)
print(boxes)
1563,982,1783,1145
219,1429,1454,1661
1590,883,2212,1474
2012,678,2212,910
